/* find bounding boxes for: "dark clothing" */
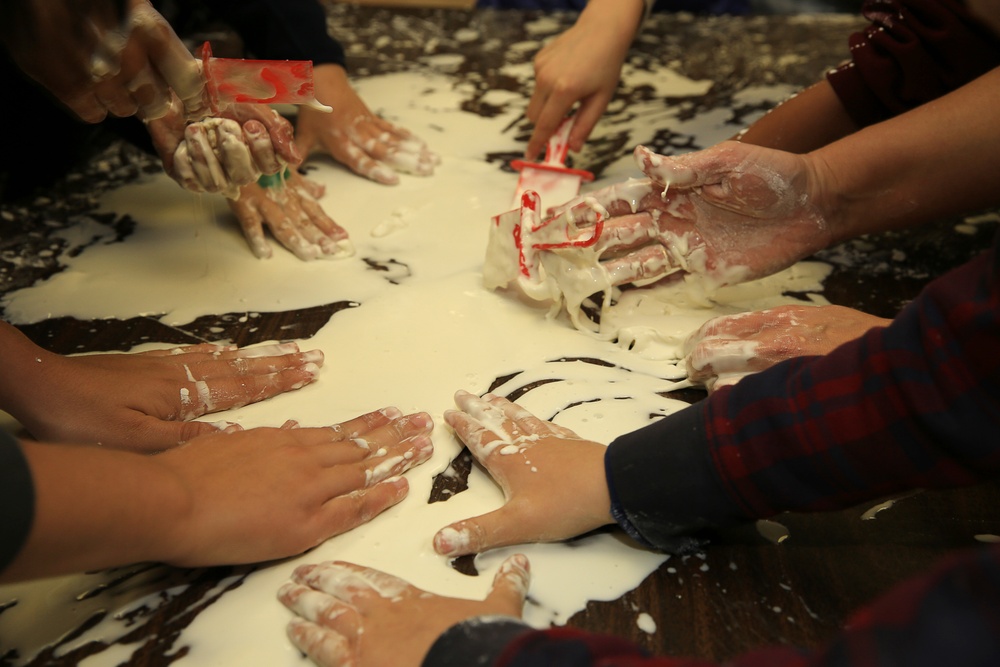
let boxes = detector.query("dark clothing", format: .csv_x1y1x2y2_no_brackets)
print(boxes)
0,430,33,574
0,0,344,201
610,233,1000,551
826,0,1000,126
161,0,346,67
424,231,1000,665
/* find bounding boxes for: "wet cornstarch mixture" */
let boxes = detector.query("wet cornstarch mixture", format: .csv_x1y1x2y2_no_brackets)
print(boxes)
0,69,827,665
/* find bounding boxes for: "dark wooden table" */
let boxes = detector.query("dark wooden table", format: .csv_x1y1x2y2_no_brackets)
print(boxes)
1,5,998,665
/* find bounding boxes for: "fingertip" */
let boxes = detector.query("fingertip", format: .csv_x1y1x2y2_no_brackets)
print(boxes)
290,562,318,582
301,348,325,366
204,420,241,433
381,406,404,420
490,554,531,605
497,553,531,583
433,525,471,557
409,412,435,431
276,580,297,602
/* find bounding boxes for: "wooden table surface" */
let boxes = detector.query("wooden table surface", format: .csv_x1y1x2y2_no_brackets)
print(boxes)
2,5,999,665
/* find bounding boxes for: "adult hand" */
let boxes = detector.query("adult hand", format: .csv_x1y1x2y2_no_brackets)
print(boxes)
432,391,613,558
228,170,353,260
525,0,643,160
684,304,891,391
147,98,301,197
543,141,833,290
1,0,205,123
157,409,435,566
294,64,439,185
278,554,530,667
8,341,324,452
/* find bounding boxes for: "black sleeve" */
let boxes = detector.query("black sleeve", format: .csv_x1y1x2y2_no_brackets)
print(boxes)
202,0,346,67
0,430,34,573
422,616,533,667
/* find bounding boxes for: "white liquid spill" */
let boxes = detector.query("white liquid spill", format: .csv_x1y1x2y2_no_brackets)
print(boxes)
0,69,824,665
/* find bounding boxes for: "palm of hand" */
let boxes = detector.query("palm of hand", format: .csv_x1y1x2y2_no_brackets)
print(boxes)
566,143,833,288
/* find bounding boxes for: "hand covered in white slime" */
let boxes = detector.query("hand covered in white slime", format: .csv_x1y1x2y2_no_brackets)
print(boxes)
3,334,325,452
294,65,439,185
278,554,529,667
147,98,301,198
684,304,891,392
433,390,613,558
573,141,832,288
228,170,353,260
157,408,435,567
485,141,834,334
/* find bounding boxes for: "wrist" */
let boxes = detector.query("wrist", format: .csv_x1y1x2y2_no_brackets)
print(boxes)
0,324,61,423
578,0,645,45
7,443,192,580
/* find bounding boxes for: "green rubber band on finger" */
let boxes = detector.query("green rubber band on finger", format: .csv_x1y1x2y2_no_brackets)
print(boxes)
257,167,292,188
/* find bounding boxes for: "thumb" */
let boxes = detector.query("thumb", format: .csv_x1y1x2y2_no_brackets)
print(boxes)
484,554,530,616
634,141,753,190
293,121,319,162
633,144,701,189
433,506,526,558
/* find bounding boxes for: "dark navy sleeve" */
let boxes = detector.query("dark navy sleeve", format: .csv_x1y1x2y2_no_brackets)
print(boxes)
0,430,34,574
202,0,347,67
421,616,533,667
605,401,748,553
826,0,1000,126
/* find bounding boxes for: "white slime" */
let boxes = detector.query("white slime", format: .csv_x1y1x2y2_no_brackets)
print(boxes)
0,69,827,665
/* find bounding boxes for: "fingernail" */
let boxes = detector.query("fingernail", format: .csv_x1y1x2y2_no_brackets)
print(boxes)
289,364,320,389
381,406,403,420
301,349,324,364
409,413,434,430
434,526,468,556
410,434,434,458
239,342,299,358
205,420,239,431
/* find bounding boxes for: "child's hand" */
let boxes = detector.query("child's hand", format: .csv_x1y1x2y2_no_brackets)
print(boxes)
432,391,614,558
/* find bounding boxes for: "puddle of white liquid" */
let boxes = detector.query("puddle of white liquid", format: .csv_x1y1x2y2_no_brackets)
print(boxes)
0,70,826,665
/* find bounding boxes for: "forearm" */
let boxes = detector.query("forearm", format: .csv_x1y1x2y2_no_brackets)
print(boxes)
1,441,187,582
811,66,1000,242
700,238,1000,520
737,80,859,153
607,233,999,542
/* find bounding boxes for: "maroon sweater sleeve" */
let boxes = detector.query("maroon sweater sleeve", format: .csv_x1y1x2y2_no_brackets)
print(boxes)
826,0,1000,126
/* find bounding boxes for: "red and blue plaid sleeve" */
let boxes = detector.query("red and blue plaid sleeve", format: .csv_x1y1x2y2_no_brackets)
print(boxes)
606,233,1000,548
